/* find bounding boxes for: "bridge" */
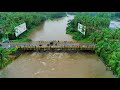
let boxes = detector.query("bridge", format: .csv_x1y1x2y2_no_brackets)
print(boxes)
0,41,95,51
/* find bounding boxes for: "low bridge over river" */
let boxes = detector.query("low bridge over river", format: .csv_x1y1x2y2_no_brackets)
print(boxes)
0,41,95,51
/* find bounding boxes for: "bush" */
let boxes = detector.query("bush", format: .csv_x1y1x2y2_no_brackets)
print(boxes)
0,12,66,40
72,32,85,41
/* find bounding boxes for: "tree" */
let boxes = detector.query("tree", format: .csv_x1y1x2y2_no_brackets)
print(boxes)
66,12,111,40
0,12,66,40
0,47,12,69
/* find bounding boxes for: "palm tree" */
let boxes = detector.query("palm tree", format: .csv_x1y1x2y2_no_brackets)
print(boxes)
0,47,11,69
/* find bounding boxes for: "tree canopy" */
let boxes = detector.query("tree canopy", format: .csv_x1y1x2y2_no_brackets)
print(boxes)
66,12,120,77
0,12,66,40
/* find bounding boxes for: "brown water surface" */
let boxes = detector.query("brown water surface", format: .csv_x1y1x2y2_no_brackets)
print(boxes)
0,15,115,78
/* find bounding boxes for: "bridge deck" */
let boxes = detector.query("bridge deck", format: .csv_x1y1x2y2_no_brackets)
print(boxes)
0,41,95,51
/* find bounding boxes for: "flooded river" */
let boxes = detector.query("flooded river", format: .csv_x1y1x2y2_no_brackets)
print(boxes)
0,15,115,78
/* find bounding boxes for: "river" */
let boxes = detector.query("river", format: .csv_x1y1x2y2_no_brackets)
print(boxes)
0,15,115,78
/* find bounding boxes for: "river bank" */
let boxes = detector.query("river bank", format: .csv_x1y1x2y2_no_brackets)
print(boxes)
0,13,67,70
0,15,115,78
66,13,120,78
0,51,115,78
11,15,67,43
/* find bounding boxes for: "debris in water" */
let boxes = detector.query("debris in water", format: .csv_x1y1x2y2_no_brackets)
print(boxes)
34,71,40,75
41,62,46,66
31,52,37,56
51,68,55,71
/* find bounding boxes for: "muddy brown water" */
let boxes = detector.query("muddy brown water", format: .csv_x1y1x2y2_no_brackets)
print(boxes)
0,15,115,78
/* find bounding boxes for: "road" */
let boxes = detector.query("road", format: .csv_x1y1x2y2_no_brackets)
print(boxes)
0,41,94,49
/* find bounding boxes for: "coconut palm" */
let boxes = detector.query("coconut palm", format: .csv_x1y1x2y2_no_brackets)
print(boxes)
0,47,11,69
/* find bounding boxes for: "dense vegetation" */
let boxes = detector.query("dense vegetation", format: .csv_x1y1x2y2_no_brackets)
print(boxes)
0,47,18,69
0,12,66,41
66,12,111,41
90,28,120,77
66,12,120,77
0,12,66,69
1,12,120,77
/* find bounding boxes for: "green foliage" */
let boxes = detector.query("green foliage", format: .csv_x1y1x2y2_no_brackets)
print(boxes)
90,28,120,77
0,47,19,69
0,47,12,69
116,66,120,77
8,47,18,53
11,38,32,42
66,12,110,41
72,32,85,41
66,12,120,77
66,25,76,34
0,12,66,40
0,12,66,69
26,38,32,42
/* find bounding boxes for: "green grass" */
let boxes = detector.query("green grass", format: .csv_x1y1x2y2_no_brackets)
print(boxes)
11,38,30,42
66,30,90,42
80,37,91,42
66,30,91,43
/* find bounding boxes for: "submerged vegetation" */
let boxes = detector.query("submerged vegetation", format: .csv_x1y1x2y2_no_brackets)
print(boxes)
66,12,120,77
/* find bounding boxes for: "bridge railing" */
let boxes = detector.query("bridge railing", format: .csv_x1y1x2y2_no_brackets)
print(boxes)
25,41,84,44
8,41,93,45
16,45,94,50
